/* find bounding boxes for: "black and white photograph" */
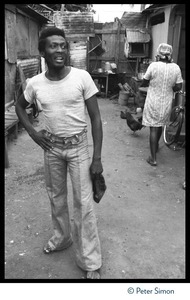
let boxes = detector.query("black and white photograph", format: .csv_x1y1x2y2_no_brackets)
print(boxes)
4,3,186,295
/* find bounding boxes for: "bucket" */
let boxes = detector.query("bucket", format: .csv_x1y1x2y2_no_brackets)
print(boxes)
105,62,111,72
118,91,129,106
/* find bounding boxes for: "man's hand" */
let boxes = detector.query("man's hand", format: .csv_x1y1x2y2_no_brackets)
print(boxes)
29,129,54,151
90,158,103,179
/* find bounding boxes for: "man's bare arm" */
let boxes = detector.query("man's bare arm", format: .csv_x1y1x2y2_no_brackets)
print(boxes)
16,94,53,151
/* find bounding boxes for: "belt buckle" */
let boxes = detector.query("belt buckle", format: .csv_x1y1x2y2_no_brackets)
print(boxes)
71,134,80,144
63,137,71,145
62,138,67,145
75,134,79,142
45,131,55,143
62,134,80,145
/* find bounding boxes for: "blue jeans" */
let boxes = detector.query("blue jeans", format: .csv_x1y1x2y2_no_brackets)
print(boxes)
44,130,102,271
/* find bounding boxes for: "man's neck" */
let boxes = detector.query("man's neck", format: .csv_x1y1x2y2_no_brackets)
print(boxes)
45,66,71,81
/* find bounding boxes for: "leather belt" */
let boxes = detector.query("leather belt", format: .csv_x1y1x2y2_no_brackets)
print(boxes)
44,128,87,145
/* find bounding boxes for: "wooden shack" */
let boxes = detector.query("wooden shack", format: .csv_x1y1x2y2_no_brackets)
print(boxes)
88,12,151,77
5,4,51,107
5,4,52,168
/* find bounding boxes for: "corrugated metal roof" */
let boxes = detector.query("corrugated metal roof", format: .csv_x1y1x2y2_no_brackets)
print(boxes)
126,29,150,43
142,4,168,13
16,4,51,23
120,12,147,29
27,4,54,21
17,58,40,80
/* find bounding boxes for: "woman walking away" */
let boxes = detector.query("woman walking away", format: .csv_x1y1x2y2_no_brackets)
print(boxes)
141,43,183,166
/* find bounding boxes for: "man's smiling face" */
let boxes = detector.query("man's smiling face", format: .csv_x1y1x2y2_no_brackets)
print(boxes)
42,35,68,68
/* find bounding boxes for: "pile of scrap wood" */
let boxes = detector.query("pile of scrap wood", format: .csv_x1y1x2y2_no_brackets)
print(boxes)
119,82,137,96
109,81,136,100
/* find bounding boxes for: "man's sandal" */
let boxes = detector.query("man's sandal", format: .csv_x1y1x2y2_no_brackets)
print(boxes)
86,270,101,279
43,240,73,254
43,245,57,254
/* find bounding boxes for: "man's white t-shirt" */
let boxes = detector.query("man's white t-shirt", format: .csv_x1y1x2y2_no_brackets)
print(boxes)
24,67,98,137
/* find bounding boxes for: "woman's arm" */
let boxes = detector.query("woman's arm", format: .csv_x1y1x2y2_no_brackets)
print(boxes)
140,78,150,87
173,83,182,92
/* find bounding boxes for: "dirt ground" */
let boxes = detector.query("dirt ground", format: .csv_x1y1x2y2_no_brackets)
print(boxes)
5,97,185,280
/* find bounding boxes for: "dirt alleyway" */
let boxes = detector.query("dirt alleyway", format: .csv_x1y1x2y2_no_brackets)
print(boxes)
5,97,185,279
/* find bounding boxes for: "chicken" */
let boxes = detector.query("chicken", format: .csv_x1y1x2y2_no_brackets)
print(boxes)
120,111,127,119
120,111,145,134
120,111,143,123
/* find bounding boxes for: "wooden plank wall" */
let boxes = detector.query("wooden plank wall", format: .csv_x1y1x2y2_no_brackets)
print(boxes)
5,5,42,105
89,21,137,75
5,9,17,64
16,12,40,58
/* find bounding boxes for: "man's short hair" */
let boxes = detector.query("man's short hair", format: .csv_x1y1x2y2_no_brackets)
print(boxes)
38,27,67,52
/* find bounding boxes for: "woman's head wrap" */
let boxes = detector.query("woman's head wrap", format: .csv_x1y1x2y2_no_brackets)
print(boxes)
156,43,173,62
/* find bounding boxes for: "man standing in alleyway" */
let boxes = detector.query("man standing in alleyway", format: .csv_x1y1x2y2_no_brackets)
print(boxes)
15,27,103,279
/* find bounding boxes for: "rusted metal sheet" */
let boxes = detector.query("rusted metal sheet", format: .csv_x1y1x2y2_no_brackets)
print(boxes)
126,29,151,43
102,31,116,59
16,4,51,24
29,19,40,56
16,13,30,58
27,4,54,21
16,14,40,58
53,11,94,36
120,12,147,29
69,40,87,70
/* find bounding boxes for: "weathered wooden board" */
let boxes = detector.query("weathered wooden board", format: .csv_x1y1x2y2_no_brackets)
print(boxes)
5,9,17,63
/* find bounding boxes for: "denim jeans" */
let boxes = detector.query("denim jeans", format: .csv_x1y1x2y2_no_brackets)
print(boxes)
44,130,102,271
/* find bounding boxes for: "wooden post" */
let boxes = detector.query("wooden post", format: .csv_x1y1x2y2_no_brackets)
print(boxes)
115,18,121,69
172,16,182,63
135,58,139,77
